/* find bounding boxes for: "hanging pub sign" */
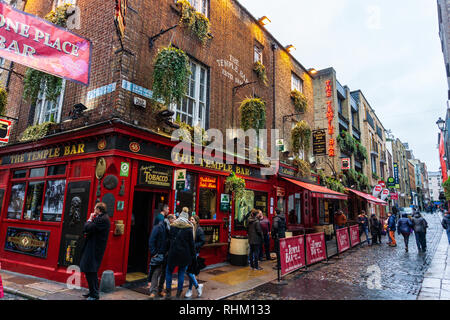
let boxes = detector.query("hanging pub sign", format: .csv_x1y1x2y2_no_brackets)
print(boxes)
390,192,398,200
199,176,217,189
138,162,172,188
0,118,12,143
341,158,350,170
312,129,326,155
0,2,92,85
5,227,50,259
372,184,382,197
387,177,395,188
378,180,386,188
380,189,390,201
220,194,230,212
174,169,186,190
325,80,335,157
115,0,127,39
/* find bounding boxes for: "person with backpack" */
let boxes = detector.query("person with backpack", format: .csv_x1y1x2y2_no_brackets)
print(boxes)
271,208,286,270
247,210,264,270
442,211,450,244
412,212,428,252
397,213,413,252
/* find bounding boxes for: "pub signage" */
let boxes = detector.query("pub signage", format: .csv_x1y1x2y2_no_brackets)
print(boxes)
5,227,50,259
199,176,217,189
138,162,172,188
0,118,12,143
312,129,326,155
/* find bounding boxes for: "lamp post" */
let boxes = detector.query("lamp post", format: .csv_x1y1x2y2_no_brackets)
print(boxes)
437,117,449,183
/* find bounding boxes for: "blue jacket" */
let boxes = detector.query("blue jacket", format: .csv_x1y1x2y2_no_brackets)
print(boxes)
397,217,413,234
387,215,396,231
149,220,169,256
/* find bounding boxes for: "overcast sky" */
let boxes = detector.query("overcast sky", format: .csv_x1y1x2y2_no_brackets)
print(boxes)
240,0,447,172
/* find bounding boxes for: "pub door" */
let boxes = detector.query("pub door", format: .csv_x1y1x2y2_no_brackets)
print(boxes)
127,190,168,280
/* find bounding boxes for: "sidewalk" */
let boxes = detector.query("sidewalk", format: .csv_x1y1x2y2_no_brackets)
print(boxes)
0,258,281,300
417,228,450,300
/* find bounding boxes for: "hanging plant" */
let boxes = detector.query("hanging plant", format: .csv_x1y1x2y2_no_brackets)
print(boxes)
291,120,311,156
337,130,356,155
173,117,209,146
290,90,308,113
324,176,346,193
293,156,311,178
225,171,246,199
358,173,369,192
20,121,55,142
355,141,368,161
239,97,266,131
443,178,450,200
0,87,7,116
22,4,70,105
177,0,212,45
253,61,268,86
152,46,191,107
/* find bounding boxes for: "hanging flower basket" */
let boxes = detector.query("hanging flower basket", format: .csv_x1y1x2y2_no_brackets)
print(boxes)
152,46,191,107
225,172,245,199
253,61,268,86
239,97,266,131
177,0,212,45
293,157,311,178
20,122,56,142
290,90,308,113
291,120,311,156
0,88,7,116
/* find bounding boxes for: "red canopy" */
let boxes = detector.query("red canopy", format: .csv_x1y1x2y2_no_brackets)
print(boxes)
282,177,348,200
346,188,387,206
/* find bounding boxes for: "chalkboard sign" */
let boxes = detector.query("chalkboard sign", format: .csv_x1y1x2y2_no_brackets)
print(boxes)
313,130,326,155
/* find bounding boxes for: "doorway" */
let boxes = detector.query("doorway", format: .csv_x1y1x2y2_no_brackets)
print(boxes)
127,190,168,280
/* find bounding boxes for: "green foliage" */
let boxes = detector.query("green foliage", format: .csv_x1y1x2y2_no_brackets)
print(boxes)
0,87,7,116
291,120,311,156
372,172,379,180
225,171,246,199
355,141,368,161
239,97,266,131
253,61,268,86
293,156,311,178
443,178,450,201
324,176,346,193
173,119,209,146
20,122,54,142
152,46,191,107
337,130,356,155
177,0,212,45
44,3,72,27
290,90,308,113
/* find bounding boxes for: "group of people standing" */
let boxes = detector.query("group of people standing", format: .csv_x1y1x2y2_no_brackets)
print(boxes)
147,205,205,299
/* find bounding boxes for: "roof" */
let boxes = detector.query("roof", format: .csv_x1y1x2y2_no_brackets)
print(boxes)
282,177,348,200
346,188,388,206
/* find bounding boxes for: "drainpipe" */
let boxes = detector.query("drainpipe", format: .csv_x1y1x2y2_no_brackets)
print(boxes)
271,43,277,130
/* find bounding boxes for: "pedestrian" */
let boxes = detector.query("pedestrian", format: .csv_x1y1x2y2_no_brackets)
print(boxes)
397,213,413,252
79,202,111,300
185,215,205,298
271,208,286,270
412,212,428,252
358,210,370,245
441,211,450,244
247,210,264,270
154,204,169,227
334,210,347,230
147,214,175,299
369,214,382,245
165,207,195,299
387,212,397,247
258,210,272,261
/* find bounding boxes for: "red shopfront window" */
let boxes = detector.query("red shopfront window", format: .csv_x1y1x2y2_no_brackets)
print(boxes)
198,175,217,220
6,164,67,223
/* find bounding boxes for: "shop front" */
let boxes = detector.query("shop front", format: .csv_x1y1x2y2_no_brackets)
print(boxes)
0,120,273,286
346,188,388,221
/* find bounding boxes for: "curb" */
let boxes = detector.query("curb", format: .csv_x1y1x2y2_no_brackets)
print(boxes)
3,286,42,300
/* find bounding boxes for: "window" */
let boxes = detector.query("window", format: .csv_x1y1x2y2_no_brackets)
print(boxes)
175,172,197,215
53,0,76,9
173,61,208,128
338,98,343,115
198,176,217,220
185,0,208,16
34,80,66,124
291,73,303,92
6,165,67,222
254,45,263,64
371,156,377,175
0,58,5,75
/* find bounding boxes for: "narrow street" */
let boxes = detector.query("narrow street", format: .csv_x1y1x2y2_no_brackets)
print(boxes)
227,212,445,300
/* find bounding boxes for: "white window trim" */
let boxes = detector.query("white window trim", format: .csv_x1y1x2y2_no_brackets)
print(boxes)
34,80,66,125
254,46,263,64
176,0,208,17
291,73,303,92
53,0,77,10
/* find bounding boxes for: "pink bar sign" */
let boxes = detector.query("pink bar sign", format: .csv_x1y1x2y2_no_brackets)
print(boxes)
0,263,3,299
349,225,360,247
336,227,350,253
306,232,327,265
0,2,91,85
279,235,305,277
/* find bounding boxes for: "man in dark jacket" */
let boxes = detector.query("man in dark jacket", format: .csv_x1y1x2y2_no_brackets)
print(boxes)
165,209,195,299
442,211,450,244
247,210,264,270
358,211,370,245
258,211,271,261
154,204,169,227
387,212,397,247
412,212,428,252
79,202,111,300
271,208,286,270
397,213,413,252
369,214,382,245
147,214,175,298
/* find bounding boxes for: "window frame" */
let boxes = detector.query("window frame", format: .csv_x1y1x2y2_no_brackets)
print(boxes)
53,0,77,10
34,80,66,125
291,73,303,93
254,45,263,64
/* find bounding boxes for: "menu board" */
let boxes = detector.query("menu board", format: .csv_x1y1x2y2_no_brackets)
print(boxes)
313,130,326,155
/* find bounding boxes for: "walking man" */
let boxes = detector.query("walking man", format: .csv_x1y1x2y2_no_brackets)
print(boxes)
387,212,397,247
412,212,428,252
358,210,370,245
334,210,347,230
369,214,382,245
248,210,264,270
397,213,413,252
271,208,286,270
79,202,111,300
258,211,272,261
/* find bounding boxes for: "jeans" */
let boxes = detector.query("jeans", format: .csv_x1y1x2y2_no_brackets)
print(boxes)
187,254,199,290
400,232,410,249
259,234,271,260
166,264,188,293
387,229,392,243
84,272,99,299
361,227,370,244
249,244,261,269
414,232,427,251
446,229,450,244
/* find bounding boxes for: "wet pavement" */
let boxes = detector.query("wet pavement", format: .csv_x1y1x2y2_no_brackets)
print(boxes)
227,212,444,300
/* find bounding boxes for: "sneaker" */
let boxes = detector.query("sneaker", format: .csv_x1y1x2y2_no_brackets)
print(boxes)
82,293,91,298
149,293,156,299
87,296,99,301
185,289,193,298
255,267,263,271
197,284,203,297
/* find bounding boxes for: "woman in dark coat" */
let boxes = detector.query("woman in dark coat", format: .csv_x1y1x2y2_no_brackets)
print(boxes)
165,208,195,299
79,202,111,300
247,210,264,270
185,215,205,298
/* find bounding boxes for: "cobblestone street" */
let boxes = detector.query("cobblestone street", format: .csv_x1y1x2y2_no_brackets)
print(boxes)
227,212,445,300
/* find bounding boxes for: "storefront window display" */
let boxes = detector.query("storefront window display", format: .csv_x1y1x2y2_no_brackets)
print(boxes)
254,192,268,215
288,193,302,225
234,190,254,230
7,183,26,219
175,171,197,215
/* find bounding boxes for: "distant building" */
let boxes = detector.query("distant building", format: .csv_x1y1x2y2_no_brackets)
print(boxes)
429,171,444,202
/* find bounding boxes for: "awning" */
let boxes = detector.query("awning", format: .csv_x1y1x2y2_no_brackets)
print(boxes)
282,177,348,200
346,188,388,206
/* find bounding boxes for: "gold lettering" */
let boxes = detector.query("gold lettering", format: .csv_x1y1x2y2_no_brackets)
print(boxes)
70,145,77,155
78,144,85,154
64,146,70,156
54,148,60,157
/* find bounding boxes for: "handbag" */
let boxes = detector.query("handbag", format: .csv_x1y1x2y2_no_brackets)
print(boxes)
150,253,165,266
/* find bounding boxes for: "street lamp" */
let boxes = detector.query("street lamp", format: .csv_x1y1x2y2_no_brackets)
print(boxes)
258,16,271,26
436,117,446,132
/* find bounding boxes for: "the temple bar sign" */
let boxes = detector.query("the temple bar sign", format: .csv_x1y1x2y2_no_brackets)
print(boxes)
0,2,92,85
